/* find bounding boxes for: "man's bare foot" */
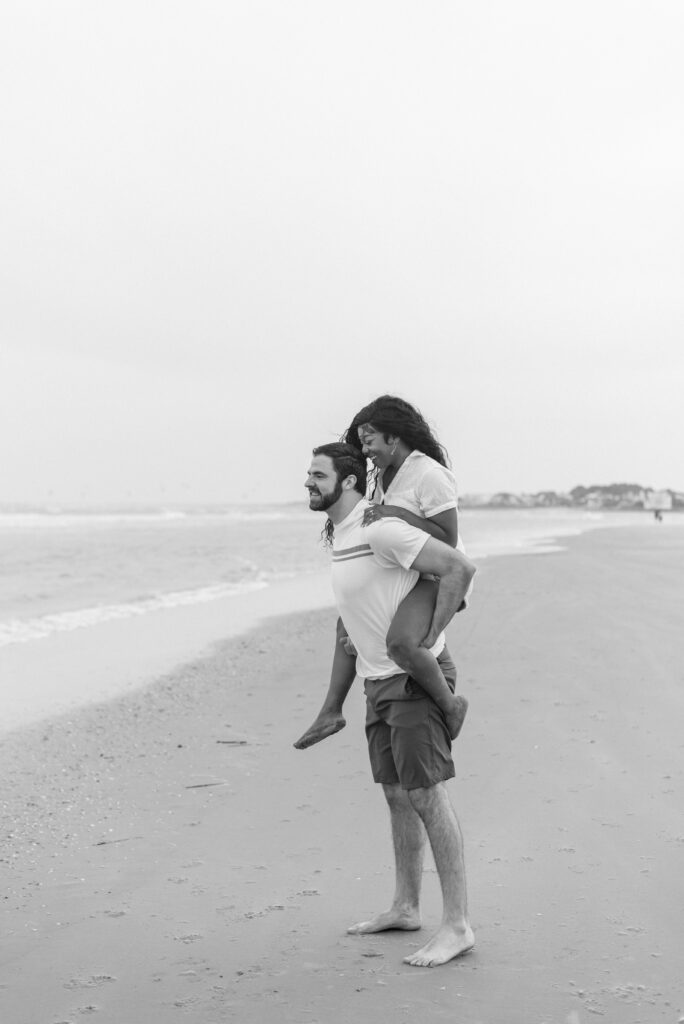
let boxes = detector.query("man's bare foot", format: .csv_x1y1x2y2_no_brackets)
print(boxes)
403,923,475,967
293,712,346,749
445,695,469,741
347,908,421,934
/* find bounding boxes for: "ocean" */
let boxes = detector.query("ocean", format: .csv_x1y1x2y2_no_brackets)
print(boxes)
0,504,656,650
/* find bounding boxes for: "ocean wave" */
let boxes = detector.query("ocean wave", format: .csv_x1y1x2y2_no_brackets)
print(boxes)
0,510,188,528
0,579,269,648
0,506,310,529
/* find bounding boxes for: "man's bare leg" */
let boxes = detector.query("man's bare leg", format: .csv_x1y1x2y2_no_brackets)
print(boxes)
348,783,425,934
402,781,474,966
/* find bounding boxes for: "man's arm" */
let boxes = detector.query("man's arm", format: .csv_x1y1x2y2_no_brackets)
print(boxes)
409,539,476,647
293,617,356,749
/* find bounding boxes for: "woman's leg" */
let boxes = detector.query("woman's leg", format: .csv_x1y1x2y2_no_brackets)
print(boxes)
386,580,468,740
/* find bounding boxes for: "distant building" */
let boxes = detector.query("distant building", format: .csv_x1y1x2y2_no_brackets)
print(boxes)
642,490,673,511
488,492,527,508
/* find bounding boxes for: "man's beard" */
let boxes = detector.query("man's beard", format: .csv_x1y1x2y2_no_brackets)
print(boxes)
309,479,343,511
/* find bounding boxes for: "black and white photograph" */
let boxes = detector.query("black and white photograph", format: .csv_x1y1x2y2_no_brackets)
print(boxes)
2,2,683,1021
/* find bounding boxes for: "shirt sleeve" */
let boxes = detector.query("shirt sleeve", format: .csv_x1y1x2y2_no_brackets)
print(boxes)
418,464,458,518
366,518,430,570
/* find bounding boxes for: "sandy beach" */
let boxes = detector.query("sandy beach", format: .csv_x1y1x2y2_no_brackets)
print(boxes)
2,523,684,1024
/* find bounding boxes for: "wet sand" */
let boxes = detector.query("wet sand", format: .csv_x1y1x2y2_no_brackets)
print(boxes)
0,570,335,734
2,524,684,1023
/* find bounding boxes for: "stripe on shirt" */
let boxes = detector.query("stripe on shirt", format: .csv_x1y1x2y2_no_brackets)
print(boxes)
332,543,373,562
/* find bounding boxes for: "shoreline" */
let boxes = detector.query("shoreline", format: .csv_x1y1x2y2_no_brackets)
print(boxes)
0,569,335,736
1,512,675,736
2,524,684,1022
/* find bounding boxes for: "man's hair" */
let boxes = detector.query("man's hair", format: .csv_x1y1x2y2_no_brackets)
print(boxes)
312,442,367,495
344,395,449,468
311,442,367,547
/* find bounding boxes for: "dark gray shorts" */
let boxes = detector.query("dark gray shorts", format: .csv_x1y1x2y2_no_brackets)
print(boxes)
364,648,457,791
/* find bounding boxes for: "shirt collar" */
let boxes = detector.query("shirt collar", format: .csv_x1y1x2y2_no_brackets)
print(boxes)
334,497,368,530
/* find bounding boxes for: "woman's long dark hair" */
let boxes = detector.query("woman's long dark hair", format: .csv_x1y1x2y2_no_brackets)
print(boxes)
344,395,450,467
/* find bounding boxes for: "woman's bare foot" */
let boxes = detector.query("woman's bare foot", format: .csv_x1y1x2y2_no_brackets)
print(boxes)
347,908,421,934
293,712,346,749
445,695,469,741
403,923,475,967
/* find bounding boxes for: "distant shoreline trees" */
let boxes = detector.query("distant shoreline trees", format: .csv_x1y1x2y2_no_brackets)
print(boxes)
461,484,683,511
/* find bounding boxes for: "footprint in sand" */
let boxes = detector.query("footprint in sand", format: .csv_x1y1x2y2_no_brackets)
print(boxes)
64,975,116,990
179,970,203,984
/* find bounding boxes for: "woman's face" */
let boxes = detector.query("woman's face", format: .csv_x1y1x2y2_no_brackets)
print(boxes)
357,423,396,469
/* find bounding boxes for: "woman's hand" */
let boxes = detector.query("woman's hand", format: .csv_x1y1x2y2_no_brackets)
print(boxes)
362,504,405,526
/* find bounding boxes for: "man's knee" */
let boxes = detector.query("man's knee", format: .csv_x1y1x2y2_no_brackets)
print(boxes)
382,782,410,811
406,782,442,814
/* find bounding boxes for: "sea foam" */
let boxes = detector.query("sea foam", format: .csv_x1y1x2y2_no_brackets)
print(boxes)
0,579,269,648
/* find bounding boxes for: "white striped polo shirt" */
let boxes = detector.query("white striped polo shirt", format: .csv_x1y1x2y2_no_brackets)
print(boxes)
330,499,446,680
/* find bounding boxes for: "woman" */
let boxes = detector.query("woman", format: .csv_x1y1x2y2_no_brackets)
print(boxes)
343,394,469,740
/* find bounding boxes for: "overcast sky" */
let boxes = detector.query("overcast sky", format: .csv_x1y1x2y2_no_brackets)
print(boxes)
1,1,682,504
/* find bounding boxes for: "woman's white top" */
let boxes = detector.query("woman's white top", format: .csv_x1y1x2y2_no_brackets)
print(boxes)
373,450,466,554
373,450,472,604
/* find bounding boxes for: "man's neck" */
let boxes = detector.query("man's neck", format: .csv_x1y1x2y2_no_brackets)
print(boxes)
326,491,364,525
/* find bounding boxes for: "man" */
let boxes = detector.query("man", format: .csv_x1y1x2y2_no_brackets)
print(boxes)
295,442,476,968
